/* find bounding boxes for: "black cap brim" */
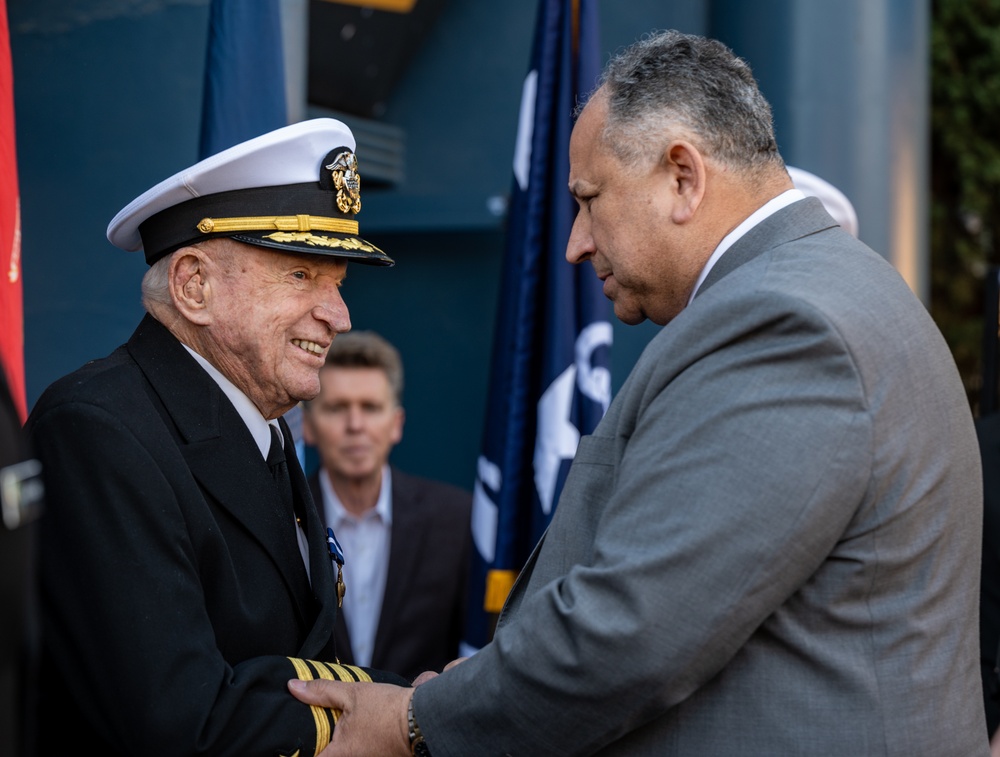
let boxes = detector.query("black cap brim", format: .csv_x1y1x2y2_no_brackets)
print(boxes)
230,231,393,266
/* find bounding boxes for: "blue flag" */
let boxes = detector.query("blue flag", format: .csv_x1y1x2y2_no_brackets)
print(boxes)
199,0,287,160
463,0,610,654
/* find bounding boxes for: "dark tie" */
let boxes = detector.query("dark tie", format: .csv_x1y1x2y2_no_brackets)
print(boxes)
267,425,315,608
266,424,296,525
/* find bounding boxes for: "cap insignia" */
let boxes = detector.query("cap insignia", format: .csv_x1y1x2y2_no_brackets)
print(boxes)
325,151,362,215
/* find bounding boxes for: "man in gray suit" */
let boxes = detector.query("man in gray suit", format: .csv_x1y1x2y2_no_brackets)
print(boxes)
290,30,988,756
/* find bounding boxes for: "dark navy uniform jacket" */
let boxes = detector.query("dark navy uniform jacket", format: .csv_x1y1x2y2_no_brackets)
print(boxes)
26,314,405,756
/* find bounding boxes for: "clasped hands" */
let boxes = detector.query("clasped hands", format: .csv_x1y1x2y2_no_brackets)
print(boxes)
289,658,467,756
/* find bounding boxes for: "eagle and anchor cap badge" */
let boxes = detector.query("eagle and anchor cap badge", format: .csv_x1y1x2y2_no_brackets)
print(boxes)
106,118,393,267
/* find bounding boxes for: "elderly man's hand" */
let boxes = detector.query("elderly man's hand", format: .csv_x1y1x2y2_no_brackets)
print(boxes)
288,679,413,757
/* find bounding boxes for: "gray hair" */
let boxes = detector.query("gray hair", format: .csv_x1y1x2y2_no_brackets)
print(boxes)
319,330,404,406
595,30,784,177
140,239,237,314
140,254,172,312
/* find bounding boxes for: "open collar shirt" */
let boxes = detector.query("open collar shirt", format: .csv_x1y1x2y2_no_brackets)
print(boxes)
318,464,393,668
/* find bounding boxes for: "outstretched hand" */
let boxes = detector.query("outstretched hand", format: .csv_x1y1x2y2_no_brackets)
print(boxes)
288,679,412,757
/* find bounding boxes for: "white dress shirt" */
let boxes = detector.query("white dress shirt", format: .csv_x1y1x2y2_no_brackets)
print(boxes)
318,464,393,667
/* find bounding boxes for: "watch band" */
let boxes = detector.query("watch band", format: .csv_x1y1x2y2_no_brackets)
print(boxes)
407,694,431,757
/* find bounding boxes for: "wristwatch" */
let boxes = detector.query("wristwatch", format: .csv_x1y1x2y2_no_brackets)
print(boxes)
407,694,431,757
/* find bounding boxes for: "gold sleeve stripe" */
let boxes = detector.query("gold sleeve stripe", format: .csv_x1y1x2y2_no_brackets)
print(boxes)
308,659,336,680
323,662,374,683
287,657,334,755
326,663,357,681
196,214,359,235
288,656,313,680
348,665,373,683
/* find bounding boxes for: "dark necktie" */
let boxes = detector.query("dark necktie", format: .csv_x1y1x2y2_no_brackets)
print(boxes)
266,424,296,526
267,425,315,607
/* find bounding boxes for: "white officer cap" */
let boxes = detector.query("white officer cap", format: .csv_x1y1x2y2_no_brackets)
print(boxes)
787,165,859,238
106,118,393,266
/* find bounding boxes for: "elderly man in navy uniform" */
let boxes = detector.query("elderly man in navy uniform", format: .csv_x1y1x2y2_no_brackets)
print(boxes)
25,118,408,757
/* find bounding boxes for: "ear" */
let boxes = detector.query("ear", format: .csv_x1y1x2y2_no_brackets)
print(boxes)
169,249,212,325
391,406,405,445
662,140,707,224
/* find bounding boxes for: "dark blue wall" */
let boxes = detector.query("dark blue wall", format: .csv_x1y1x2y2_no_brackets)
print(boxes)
11,0,208,400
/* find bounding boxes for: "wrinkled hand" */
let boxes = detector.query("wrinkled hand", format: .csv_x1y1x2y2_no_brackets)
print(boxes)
288,679,412,757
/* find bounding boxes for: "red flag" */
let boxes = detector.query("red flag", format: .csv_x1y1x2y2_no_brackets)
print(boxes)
0,0,25,421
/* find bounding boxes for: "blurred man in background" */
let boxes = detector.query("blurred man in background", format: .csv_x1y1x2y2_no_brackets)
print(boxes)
303,330,472,682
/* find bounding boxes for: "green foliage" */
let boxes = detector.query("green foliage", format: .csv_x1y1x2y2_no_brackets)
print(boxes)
931,0,1000,414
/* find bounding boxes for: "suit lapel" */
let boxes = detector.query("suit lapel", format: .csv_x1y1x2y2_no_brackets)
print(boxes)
127,316,315,626
697,196,839,298
372,468,424,663
504,201,841,627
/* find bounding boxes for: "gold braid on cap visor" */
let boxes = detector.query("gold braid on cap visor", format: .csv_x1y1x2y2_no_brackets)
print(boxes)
196,214,359,235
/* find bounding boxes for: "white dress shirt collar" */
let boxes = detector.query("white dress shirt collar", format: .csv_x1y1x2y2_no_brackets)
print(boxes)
320,465,394,527
181,344,273,458
688,188,805,303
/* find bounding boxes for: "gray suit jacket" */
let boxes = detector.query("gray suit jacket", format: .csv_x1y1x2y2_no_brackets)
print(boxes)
415,198,988,756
